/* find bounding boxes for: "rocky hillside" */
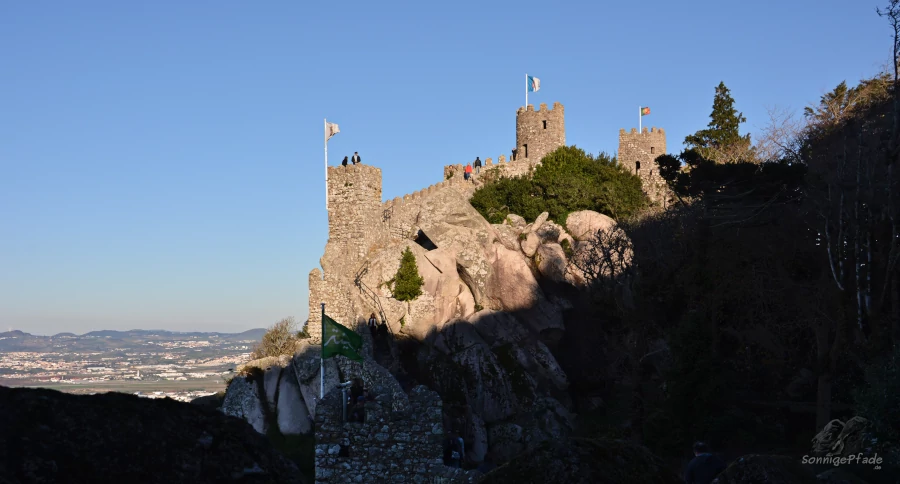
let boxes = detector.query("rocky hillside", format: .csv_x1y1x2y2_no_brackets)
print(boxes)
224,177,626,469
0,385,304,484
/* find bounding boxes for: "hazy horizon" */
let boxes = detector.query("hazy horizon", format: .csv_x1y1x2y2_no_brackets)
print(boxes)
2,0,890,335
1,325,268,337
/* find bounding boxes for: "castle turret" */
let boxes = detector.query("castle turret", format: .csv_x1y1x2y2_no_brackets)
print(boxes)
618,127,669,206
516,102,565,163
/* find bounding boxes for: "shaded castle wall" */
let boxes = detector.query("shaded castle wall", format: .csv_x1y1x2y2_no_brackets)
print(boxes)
618,127,670,207
516,102,565,164
314,383,476,483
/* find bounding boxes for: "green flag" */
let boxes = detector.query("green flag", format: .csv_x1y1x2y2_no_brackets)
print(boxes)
322,314,363,361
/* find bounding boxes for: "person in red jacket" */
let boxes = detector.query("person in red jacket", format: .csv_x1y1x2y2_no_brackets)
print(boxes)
464,163,473,181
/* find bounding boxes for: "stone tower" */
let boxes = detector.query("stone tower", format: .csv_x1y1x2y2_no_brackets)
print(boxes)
515,102,565,163
618,127,669,206
324,164,382,264
307,164,384,343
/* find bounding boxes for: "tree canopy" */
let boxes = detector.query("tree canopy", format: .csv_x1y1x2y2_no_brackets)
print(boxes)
470,146,646,225
684,82,754,163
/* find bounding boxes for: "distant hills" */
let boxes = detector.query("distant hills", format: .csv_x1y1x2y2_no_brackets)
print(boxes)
0,328,266,353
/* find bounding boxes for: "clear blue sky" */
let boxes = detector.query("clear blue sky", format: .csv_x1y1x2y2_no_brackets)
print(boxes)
0,1,891,335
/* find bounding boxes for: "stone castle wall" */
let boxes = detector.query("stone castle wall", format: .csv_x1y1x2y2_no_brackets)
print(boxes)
516,102,565,164
618,127,670,207
315,383,476,483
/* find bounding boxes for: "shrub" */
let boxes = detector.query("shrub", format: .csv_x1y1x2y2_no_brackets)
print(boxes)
470,146,646,224
250,317,301,359
392,247,424,301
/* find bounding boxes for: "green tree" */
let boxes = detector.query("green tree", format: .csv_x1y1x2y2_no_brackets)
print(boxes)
684,82,754,163
392,247,424,301
470,146,646,224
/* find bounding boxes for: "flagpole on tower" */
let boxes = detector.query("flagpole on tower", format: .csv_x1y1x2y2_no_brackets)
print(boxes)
525,73,528,108
320,302,325,399
639,106,642,133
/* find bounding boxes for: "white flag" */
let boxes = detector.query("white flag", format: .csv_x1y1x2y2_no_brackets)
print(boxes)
325,122,340,141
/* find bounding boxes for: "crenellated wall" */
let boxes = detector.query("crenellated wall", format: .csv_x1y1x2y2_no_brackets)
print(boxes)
618,127,671,207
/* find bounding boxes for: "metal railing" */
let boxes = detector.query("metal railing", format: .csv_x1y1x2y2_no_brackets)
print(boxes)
353,261,400,367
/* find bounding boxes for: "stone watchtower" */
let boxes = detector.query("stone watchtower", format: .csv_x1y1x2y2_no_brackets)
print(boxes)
618,127,669,206
515,102,565,163
308,164,384,344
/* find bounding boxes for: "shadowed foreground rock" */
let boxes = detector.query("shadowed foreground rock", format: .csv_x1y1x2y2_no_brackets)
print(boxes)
711,454,817,484
479,437,680,484
0,386,305,484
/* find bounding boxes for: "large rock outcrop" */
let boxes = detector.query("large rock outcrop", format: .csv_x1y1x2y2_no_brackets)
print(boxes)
0,385,305,483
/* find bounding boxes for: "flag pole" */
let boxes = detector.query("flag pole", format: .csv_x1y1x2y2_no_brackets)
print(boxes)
324,119,329,211
638,106,641,133
525,73,528,108
320,302,325,399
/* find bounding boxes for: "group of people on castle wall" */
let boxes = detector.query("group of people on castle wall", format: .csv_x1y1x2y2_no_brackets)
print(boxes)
463,157,482,181
340,152,362,166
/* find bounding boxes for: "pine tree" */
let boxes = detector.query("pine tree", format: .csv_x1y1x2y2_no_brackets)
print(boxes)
392,247,424,301
684,82,753,163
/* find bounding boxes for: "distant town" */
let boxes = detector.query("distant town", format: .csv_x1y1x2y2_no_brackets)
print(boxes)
0,328,265,402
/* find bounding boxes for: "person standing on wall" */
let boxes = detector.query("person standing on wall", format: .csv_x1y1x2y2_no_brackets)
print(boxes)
464,163,473,181
351,152,361,164
342,156,348,166
473,157,482,174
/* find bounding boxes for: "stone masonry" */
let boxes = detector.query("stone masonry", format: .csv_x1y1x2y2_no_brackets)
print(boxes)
618,127,671,207
442,102,566,185
315,383,477,483
516,102,565,164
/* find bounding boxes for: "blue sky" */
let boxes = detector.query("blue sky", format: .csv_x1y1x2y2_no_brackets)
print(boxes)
0,1,891,335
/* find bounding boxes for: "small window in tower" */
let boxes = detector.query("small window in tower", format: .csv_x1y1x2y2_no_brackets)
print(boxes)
635,161,641,171
543,120,547,129
650,147,655,154
524,144,528,158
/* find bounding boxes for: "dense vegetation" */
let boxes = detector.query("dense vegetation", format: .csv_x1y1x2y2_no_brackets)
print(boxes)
470,146,646,224
559,62,900,468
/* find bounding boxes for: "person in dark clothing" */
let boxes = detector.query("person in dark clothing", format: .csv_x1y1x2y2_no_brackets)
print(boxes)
684,442,726,484
368,313,377,336
351,152,361,164
349,378,363,404
473,157,482,174
341,156,348,166
511,148,517,161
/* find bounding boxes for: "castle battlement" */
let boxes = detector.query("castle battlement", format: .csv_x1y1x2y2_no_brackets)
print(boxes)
620,127,666,136
517,101,564,114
